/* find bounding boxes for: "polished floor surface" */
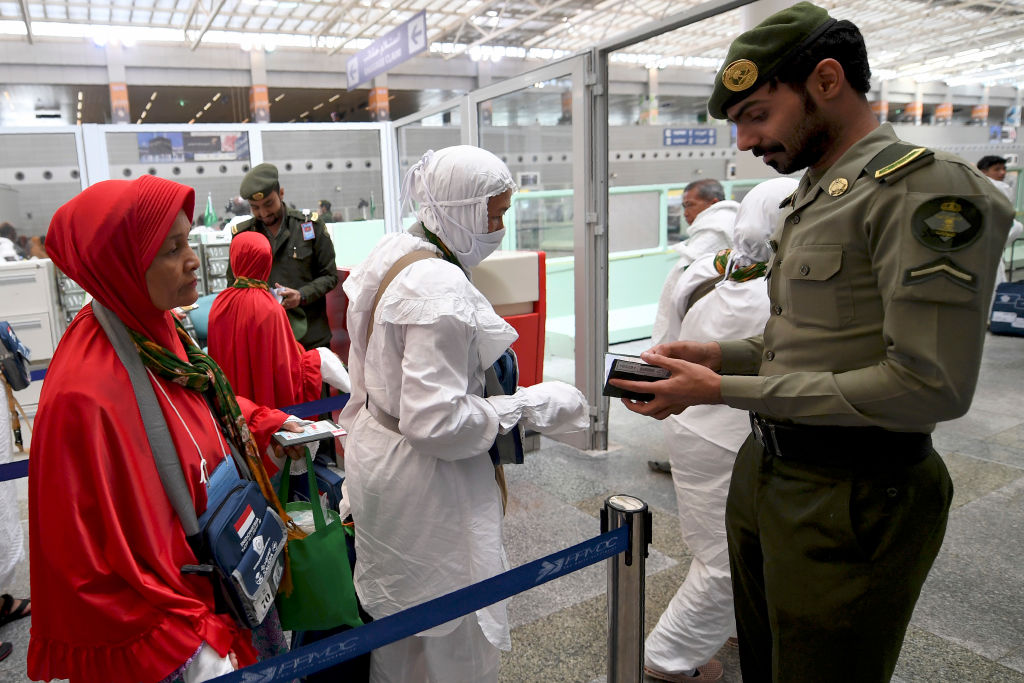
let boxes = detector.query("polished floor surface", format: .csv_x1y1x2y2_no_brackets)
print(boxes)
2,333,1023,682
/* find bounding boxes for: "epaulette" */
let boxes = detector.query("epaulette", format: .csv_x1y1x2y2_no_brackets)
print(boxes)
864,142,935,185
231,218,255,235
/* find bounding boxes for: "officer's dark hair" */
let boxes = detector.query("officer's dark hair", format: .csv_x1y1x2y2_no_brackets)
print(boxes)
977,155,1007,171
773,20,872,96
684,179,725,203
319,199,331,211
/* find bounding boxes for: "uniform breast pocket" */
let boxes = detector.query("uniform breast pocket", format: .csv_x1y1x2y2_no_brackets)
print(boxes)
782,244,853,329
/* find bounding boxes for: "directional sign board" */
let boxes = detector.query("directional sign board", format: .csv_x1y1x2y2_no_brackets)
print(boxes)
662,128,717,146
346,11,428,91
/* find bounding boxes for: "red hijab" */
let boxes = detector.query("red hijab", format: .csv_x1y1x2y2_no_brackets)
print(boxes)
208,231,322,408
29,176,273,682
46,174,195,355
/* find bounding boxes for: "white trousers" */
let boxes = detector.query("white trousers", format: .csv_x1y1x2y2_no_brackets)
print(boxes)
369,615,499,683
644,422,736,674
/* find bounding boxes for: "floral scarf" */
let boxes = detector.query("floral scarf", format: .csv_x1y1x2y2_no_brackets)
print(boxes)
714,248,766,282
231,276,270,291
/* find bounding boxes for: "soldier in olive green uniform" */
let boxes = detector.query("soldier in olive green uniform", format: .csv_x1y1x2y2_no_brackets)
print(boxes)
231,163,339,350
613,4,1013,682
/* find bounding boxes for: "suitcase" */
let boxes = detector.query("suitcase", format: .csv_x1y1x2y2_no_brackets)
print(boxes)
990,282,1024,336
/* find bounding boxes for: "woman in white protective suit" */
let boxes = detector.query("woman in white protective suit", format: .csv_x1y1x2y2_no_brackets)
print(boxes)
642,177,799,683
339,145,589,683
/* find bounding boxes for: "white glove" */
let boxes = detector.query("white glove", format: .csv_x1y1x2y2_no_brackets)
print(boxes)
487,381,589,436
316,347,351,393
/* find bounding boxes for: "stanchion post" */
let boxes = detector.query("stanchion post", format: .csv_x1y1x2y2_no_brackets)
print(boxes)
603,494,652,683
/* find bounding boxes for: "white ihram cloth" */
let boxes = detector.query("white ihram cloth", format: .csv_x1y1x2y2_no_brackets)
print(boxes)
652,200,740,346
645,178,796,675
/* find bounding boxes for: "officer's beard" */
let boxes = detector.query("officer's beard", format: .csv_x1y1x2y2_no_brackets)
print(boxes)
754,91,837,176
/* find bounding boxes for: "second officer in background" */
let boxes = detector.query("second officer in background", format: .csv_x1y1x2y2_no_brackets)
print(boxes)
231,162,339,350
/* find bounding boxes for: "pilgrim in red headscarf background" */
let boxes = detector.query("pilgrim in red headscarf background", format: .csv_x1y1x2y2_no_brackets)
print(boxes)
207,231,323,410
28,175,290,683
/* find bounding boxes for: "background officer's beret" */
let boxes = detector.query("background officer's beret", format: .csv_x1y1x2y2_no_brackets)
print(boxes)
707,2,836,120
240,163,280,201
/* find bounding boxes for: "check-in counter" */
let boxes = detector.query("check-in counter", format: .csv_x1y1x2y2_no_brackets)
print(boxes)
326,249,546,387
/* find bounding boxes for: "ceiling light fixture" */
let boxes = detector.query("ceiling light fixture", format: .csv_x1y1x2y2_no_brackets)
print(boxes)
275,93,285,102
329,94,340,102
313,103,323,110
212,92,222,101
150,91,158,101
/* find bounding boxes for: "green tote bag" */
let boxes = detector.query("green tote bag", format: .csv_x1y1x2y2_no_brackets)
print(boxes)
275,450,363,631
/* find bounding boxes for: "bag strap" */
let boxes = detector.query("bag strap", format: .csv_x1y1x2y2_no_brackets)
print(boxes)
279,448,328,532
92,300,200,538
366,250,439,346
684,272,726,317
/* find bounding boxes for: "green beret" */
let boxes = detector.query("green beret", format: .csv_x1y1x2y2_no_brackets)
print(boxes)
708,2,836,120
239,163,279,201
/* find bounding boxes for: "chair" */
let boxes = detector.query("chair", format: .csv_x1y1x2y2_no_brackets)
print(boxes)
187,292,220,349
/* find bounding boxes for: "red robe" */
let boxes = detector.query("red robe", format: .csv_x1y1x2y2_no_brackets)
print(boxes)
29,176,290,683
207,231,322,410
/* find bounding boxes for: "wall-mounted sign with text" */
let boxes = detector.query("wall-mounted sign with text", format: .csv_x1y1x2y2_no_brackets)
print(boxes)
136,132,250,163
346,11,428,91
662,128,717,147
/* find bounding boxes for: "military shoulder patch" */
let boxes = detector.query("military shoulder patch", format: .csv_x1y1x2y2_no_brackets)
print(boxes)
865,142,935,184
911,196,984,252
903,257,978,291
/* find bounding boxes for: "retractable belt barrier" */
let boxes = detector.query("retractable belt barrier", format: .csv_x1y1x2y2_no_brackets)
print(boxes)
0,393,350,482
211,525,631,683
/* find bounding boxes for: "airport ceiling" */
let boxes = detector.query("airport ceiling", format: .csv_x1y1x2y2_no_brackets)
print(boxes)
3,0,1024,124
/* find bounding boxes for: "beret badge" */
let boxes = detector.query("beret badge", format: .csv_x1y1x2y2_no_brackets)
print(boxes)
723,59,759,92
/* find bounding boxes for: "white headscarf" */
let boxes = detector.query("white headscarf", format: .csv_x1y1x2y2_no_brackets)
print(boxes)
723,177,800,278
401,146,518,268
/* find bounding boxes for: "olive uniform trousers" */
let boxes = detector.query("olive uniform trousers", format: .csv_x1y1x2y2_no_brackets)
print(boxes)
725,429,953,682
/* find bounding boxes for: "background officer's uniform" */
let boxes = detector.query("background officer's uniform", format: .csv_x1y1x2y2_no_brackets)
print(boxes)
231,168,339,350
706,4,1014,682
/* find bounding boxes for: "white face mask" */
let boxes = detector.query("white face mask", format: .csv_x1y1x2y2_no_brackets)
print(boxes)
460,228,505,268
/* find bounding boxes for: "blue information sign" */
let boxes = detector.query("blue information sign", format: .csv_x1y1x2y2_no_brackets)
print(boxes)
346,11,428,90
662,128,717,146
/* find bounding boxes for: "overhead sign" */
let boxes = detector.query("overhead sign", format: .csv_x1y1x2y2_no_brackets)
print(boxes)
346,11,428,91
662,128,717,146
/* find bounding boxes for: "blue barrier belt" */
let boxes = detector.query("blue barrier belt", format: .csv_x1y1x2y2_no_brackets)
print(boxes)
0,459,28,483
280,393,349,418
30,368,46,382
211,524,630,683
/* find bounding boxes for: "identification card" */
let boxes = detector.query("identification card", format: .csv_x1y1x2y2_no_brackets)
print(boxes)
301,222,315,240
273,419,347,446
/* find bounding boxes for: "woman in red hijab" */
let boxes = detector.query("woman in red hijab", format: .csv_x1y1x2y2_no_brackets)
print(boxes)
207,231,324,409
28,176,299,683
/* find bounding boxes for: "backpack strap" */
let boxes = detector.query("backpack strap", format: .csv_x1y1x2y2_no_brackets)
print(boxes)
366,249,439,346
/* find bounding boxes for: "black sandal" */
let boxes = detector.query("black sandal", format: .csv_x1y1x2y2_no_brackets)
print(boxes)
0,641,11,662
0,594,30,628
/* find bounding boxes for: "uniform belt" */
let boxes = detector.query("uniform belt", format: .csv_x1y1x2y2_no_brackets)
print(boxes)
748,413,931,467
366,396,400,434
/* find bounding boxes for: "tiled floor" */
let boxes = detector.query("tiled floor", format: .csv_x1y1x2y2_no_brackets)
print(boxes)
2,333,1023,682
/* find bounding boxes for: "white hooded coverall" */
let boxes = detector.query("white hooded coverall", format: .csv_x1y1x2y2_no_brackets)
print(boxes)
644,178,799,675
340,146,587,683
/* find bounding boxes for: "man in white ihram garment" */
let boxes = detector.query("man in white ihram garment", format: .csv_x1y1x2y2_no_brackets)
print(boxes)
339,145,589,682
643,178,798,683
649,179,741,474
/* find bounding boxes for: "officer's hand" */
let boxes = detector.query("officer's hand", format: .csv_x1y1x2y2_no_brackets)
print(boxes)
274,282,302,309
610,351,723,420
646,340,722,372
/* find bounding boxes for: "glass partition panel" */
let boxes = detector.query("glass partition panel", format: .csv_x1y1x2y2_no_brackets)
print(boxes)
476,75,580,387
396,107,463,227
105,128,253,231
0,129,84,238
261,128,383,224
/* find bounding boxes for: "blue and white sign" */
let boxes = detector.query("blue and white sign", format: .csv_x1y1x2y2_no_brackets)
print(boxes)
663,128,717,146
346,11,428,90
